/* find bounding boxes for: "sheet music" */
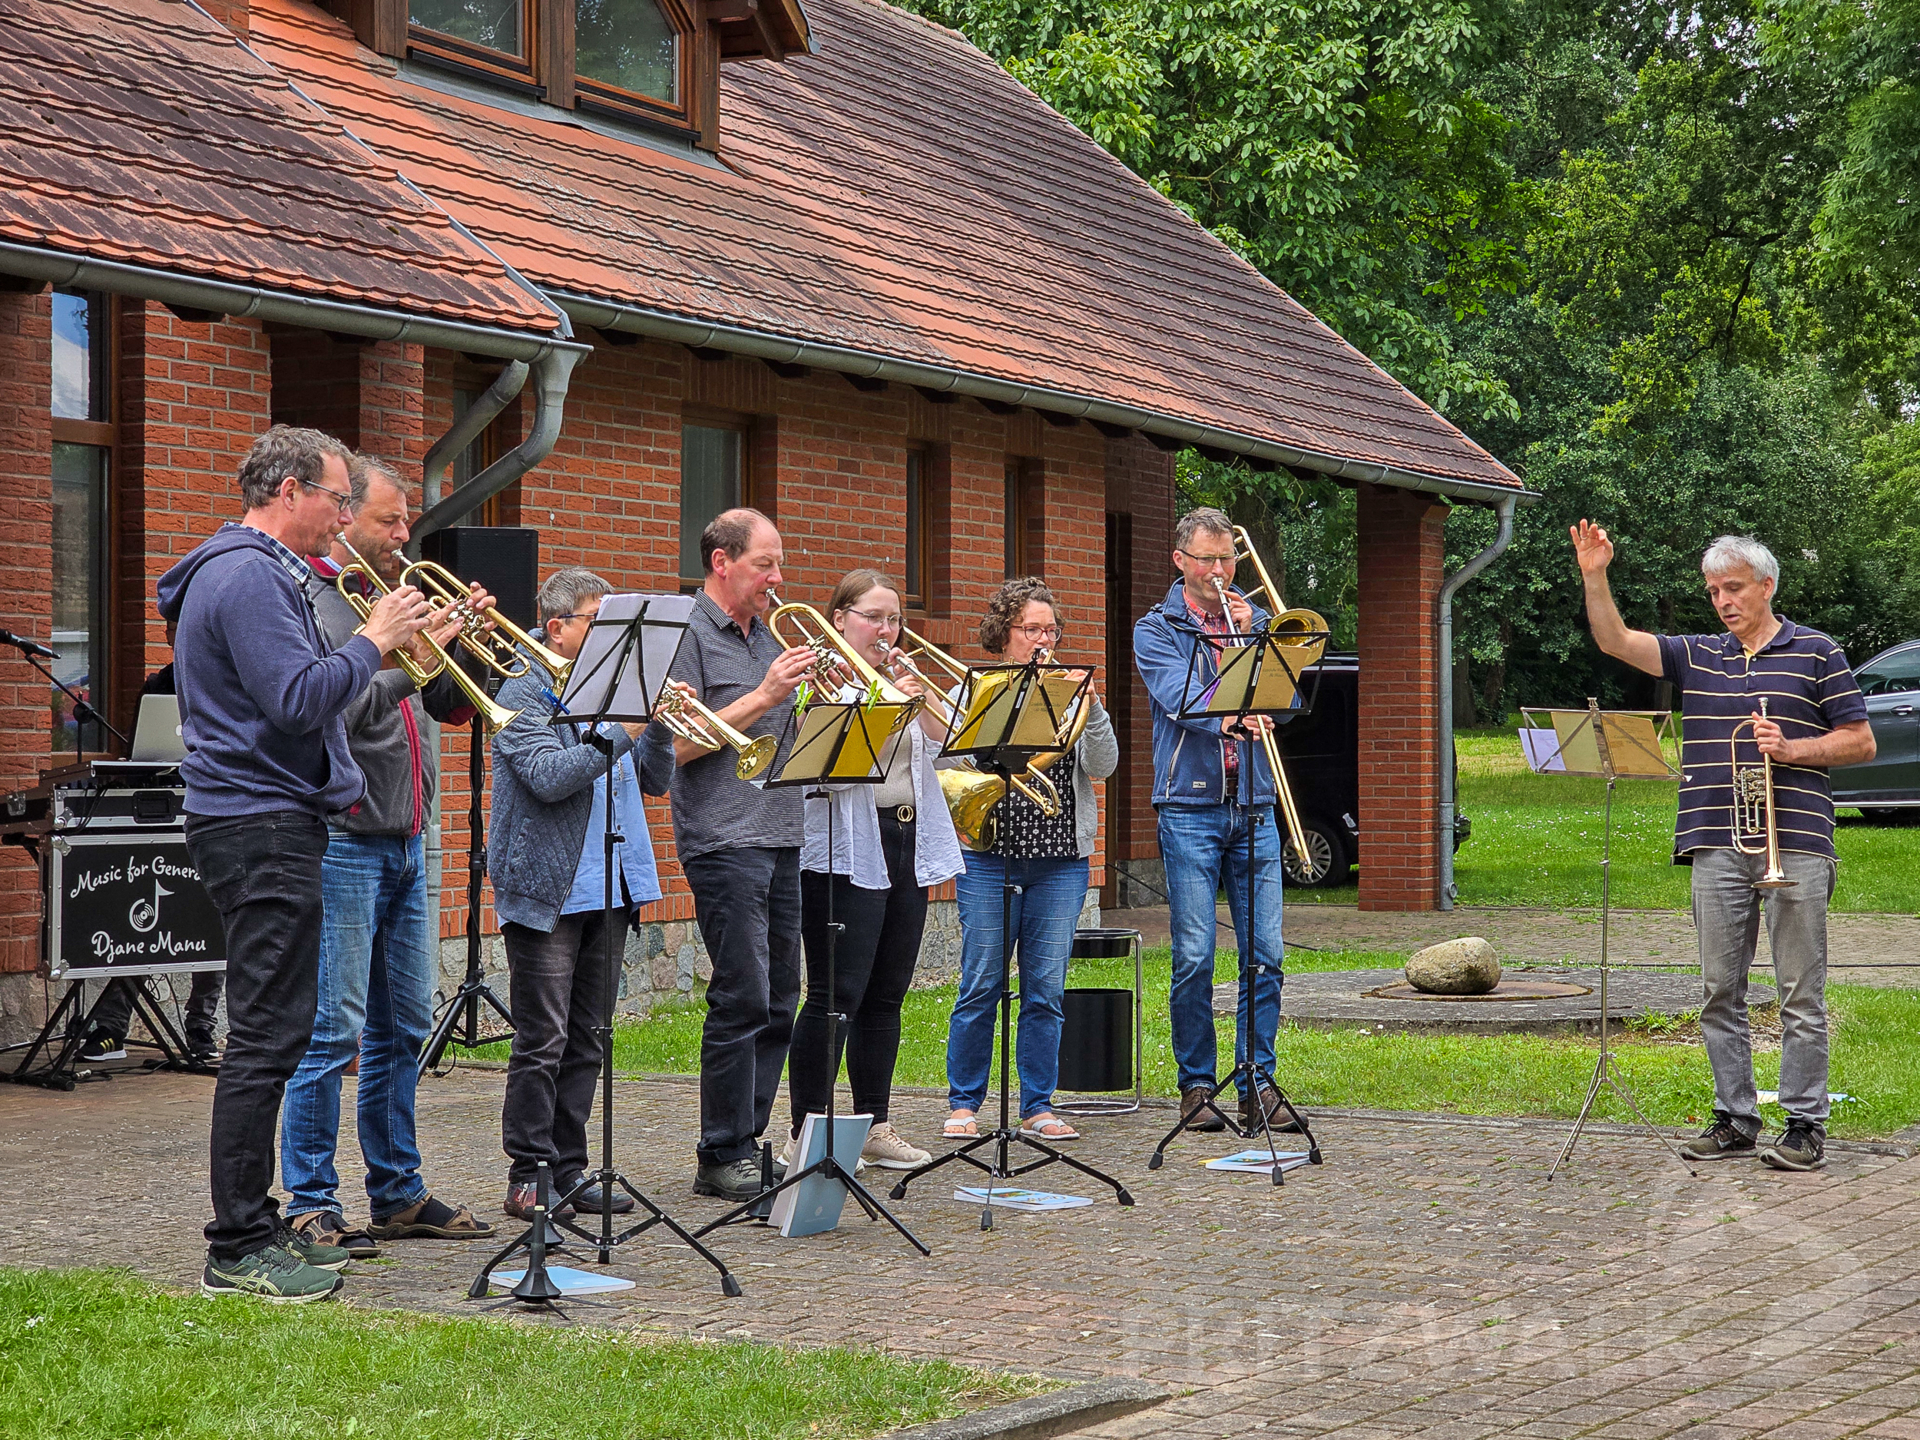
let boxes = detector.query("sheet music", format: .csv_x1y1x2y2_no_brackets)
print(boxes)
557,593,694,721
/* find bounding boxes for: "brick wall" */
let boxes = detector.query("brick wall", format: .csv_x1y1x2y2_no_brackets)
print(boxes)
0,288,51,980
1356,481,1449,910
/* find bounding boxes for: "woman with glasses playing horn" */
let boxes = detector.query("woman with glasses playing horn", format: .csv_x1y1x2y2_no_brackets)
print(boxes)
941,578,1117,1143
780,569,966,1173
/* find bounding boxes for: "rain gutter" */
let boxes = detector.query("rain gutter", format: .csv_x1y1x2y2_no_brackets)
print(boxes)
1437,493,1516,911
0,241,584,367
551,290,1542,508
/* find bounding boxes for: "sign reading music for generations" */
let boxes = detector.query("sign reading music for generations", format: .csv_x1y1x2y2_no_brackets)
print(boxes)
48,834,225,979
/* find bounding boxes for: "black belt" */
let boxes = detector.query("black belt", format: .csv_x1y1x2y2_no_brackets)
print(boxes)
878,804,916,824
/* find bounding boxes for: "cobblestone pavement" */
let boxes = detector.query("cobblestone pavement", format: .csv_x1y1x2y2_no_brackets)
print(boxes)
2,1066,1917,1438
1107,904,1920,986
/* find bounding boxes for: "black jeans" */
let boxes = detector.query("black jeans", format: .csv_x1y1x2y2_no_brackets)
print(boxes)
184,810,328,1264
684,846,803,1165
790,813,927,1131
89,970,222,1044
501,910,619,1186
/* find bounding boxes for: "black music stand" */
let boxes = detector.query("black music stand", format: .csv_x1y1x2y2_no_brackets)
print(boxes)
468,594,742,1306
1149,625,1323,1181
694,692,928,1253
1522,701,1695,1180
420,705,514,1074
888,661,1135,1229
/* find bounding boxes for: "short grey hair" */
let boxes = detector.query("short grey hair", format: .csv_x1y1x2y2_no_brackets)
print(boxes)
537,567,611,627
699,507,774,574
1701,535,1780,589
237,424,353,510
1173,506,1235,553
348,453,407,510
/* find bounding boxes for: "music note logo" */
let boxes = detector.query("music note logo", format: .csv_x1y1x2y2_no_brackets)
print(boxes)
129,878,171,934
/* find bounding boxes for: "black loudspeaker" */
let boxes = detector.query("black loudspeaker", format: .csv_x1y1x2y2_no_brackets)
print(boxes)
421,527,539,630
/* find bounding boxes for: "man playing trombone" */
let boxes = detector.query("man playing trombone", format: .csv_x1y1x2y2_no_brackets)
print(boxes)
1133,507,1291,1135
1572,523,1873,1171
283,454,498,1256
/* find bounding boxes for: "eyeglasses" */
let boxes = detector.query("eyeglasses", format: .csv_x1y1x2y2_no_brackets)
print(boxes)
1013,623,1062,640
296,476,354,511
547,612,593,626
1176,549,1237,568
845,608,903,629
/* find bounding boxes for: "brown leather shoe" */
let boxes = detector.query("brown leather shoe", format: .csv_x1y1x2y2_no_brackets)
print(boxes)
503,1184,575,1222
1181,1086,1227,1133
1240,1084,1304,1134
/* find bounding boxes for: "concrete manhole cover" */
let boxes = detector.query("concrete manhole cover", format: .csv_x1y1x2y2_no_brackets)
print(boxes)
1362,978,1593,1002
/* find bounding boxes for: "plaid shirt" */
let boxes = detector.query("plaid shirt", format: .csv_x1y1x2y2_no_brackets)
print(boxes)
1185,593,1238,782
225,522,315,597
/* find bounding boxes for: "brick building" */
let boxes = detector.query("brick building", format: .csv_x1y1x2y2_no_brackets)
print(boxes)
0,0,1523,1040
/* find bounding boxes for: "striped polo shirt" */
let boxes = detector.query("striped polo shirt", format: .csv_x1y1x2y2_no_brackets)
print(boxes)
1658,619,1868,863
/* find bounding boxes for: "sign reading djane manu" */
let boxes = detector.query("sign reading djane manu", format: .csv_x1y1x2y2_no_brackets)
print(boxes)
48,834,226,979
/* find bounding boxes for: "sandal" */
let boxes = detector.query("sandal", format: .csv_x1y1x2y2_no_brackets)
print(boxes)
1020,1114,1080,1141
943,1111,979,1138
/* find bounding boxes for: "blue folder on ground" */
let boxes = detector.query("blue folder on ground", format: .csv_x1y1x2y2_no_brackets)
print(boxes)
768,1113,873,1237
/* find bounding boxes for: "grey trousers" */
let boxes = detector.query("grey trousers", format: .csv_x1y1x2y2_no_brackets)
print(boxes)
1690,846,1835,1136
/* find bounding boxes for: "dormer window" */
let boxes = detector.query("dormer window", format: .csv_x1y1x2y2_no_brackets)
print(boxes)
577,0,684,109
408,1,534,88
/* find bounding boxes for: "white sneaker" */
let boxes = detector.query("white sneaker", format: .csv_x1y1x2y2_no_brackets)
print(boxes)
774,1132,798,1174
861,1121,932,1170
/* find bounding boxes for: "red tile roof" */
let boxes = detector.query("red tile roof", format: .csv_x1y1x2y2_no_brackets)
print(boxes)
0,0,558,333
251,0,1515,491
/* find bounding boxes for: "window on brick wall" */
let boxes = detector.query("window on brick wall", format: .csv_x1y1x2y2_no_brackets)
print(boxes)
905,448,927,610
451,383,518,526
50,289,113,755
680,420,745,580
1004,457,1034,578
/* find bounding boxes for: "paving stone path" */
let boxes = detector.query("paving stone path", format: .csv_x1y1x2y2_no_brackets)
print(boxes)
1108,904,1920,986
3,1067,1917,1438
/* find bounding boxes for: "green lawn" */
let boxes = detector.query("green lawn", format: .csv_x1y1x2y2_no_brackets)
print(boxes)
0,1267,1046,1440
475,945,1920,1140
1293,723,1920,912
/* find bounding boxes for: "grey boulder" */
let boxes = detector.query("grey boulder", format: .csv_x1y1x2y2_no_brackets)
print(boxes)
1406,937,1501,995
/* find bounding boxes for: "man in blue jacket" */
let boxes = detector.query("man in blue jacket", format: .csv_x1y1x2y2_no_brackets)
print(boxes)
1132,506,1289,1133
157,425,435,1303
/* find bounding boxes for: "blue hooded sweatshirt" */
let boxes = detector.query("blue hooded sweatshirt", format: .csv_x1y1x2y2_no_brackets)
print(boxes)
155,524,379,818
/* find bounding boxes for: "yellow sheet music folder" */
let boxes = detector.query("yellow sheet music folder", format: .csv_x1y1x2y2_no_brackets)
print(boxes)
1544,711,1672,779
952,671,1082,753
783,700,915,781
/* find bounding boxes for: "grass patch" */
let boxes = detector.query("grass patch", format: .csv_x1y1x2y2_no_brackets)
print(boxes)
1294,723,1920,912
0,1267,1045,1440
475,946,1920,1139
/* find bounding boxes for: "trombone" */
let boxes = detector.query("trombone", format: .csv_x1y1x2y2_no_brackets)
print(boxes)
768,596,923,722
400,558,574,687
1730,697,1796,891
333,543,518,734
653,682,778,781
1211,525,1329,863
890,626,1088,850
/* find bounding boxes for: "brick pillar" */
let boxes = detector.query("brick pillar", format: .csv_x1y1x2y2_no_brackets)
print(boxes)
269,330,424,475
0,288,51,988
1356,482,1448,911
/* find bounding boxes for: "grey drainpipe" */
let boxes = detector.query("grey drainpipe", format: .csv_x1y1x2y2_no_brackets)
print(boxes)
1437,494,1516,911
418,360,530,519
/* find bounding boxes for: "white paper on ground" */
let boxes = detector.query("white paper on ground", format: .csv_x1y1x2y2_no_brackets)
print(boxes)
488,1266,635,1296
1206,1149,1313,1174
953,1187,1093,1212
1756,1090,1855,1105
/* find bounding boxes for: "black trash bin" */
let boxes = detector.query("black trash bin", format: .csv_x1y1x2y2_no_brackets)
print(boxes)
1054,927,1143,1114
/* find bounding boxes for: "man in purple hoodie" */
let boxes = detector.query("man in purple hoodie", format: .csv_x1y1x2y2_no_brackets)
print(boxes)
156,425,435,1303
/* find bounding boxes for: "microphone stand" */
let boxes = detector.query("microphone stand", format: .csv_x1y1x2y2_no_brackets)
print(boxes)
13,646,129,753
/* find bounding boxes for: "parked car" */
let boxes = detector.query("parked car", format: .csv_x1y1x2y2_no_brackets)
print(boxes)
1270,654,1470,887
1831,638,1920,817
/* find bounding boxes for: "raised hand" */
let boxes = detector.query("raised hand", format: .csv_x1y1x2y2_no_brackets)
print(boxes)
1570,519,1615,576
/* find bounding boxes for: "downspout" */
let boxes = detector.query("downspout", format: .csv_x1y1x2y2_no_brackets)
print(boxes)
1437,494,1516,911
420,360,528,515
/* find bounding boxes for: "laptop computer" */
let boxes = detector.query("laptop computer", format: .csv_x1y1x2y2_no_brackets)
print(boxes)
128,694,187,765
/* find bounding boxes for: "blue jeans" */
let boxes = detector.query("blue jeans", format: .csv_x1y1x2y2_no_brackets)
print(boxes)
1160,804,1283,1094
281,832,435,1220
947,854,1088,1119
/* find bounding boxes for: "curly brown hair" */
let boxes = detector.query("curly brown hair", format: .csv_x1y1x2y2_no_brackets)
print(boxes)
978,577,1062,655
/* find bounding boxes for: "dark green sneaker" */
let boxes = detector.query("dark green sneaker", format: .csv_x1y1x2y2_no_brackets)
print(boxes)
201,1244,342,1303
1680,1113,1757,1161
1760,1121,1827,1171
277,1220,352,1272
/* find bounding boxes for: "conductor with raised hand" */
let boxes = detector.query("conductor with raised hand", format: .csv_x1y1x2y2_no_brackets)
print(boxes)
1571,519,1872,1172
157,425,435,1304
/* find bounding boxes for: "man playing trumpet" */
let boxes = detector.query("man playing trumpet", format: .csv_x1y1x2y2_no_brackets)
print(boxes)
1572,522,1873,1170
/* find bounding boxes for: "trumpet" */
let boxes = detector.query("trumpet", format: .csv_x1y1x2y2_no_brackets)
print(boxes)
400,559,574,687
654,682,778,781
891,626,1090,850
768,597,923,722
1210,525,1328,863
333,543,518,734
1731,698,1796,891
